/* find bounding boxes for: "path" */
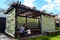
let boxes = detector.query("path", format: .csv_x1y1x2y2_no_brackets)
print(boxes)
0,33,14,40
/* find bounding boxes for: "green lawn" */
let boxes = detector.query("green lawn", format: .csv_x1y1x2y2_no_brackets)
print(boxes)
19,35,60,40
25,27,60,40
17,16,38,28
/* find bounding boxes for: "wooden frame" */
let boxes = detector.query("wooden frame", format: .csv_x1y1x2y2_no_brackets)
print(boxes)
4,2,55,38
4,2,42,38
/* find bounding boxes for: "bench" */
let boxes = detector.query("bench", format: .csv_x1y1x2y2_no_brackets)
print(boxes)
17,28,41,38
30,29,41,35
44,30,60,36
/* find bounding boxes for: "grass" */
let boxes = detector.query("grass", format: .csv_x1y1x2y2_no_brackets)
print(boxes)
18,35,60,40
56,27,60,30
17,16,38,28
48,35,60,40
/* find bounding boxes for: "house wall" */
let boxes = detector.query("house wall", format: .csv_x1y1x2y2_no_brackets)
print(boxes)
42,15,55,34
0,17,6,33
5,9,15,37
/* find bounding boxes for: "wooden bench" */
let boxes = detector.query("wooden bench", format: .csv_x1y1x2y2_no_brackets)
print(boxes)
17,28,41,38
44,30,60,36
30,29,41,35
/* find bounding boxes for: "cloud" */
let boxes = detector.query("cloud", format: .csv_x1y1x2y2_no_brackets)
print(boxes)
53,0,60,4
55,6,60,10
40,0,60,13
23,0,60,13
40,3,54,11
23,0,35,7
44,0,52,3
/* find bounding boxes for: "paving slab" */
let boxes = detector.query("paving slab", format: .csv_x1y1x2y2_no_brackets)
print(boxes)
0,33,14,40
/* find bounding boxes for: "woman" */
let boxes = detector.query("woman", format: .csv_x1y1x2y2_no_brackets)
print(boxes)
20,23,28,37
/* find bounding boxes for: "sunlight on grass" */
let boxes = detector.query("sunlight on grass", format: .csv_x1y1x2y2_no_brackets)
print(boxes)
21,35,60,40
50,36,60,40
45,35,60,40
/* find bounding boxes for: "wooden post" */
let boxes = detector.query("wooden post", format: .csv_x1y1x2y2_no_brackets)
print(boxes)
15,5,18,38
26,15,28,23
38,13,42,34
40,13,42,34
25,15,28,29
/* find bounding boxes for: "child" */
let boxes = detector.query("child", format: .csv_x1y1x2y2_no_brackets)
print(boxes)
26,29,31,36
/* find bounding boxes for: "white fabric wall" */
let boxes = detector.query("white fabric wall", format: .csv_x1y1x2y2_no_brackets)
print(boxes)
5,9,15,37
42,15,55,34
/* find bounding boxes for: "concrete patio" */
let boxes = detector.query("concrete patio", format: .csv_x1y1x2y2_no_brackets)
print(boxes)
0,33,14,40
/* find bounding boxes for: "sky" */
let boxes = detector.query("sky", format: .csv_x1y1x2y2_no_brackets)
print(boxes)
0,0,60,14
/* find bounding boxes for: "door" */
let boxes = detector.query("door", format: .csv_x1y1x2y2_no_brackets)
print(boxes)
0,17,6,33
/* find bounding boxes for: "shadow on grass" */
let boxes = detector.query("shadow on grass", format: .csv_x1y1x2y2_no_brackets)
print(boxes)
19,35,60,40
19,36,50,40
41,36,49,40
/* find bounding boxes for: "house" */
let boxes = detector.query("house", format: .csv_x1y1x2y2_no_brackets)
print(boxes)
0,2,55,38
0,13,6,33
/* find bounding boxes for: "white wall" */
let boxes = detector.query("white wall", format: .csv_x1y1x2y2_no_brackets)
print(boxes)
42,15,55,34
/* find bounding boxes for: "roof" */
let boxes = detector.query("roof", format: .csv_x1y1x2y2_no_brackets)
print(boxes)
4,2,41,18
4,2,55,17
